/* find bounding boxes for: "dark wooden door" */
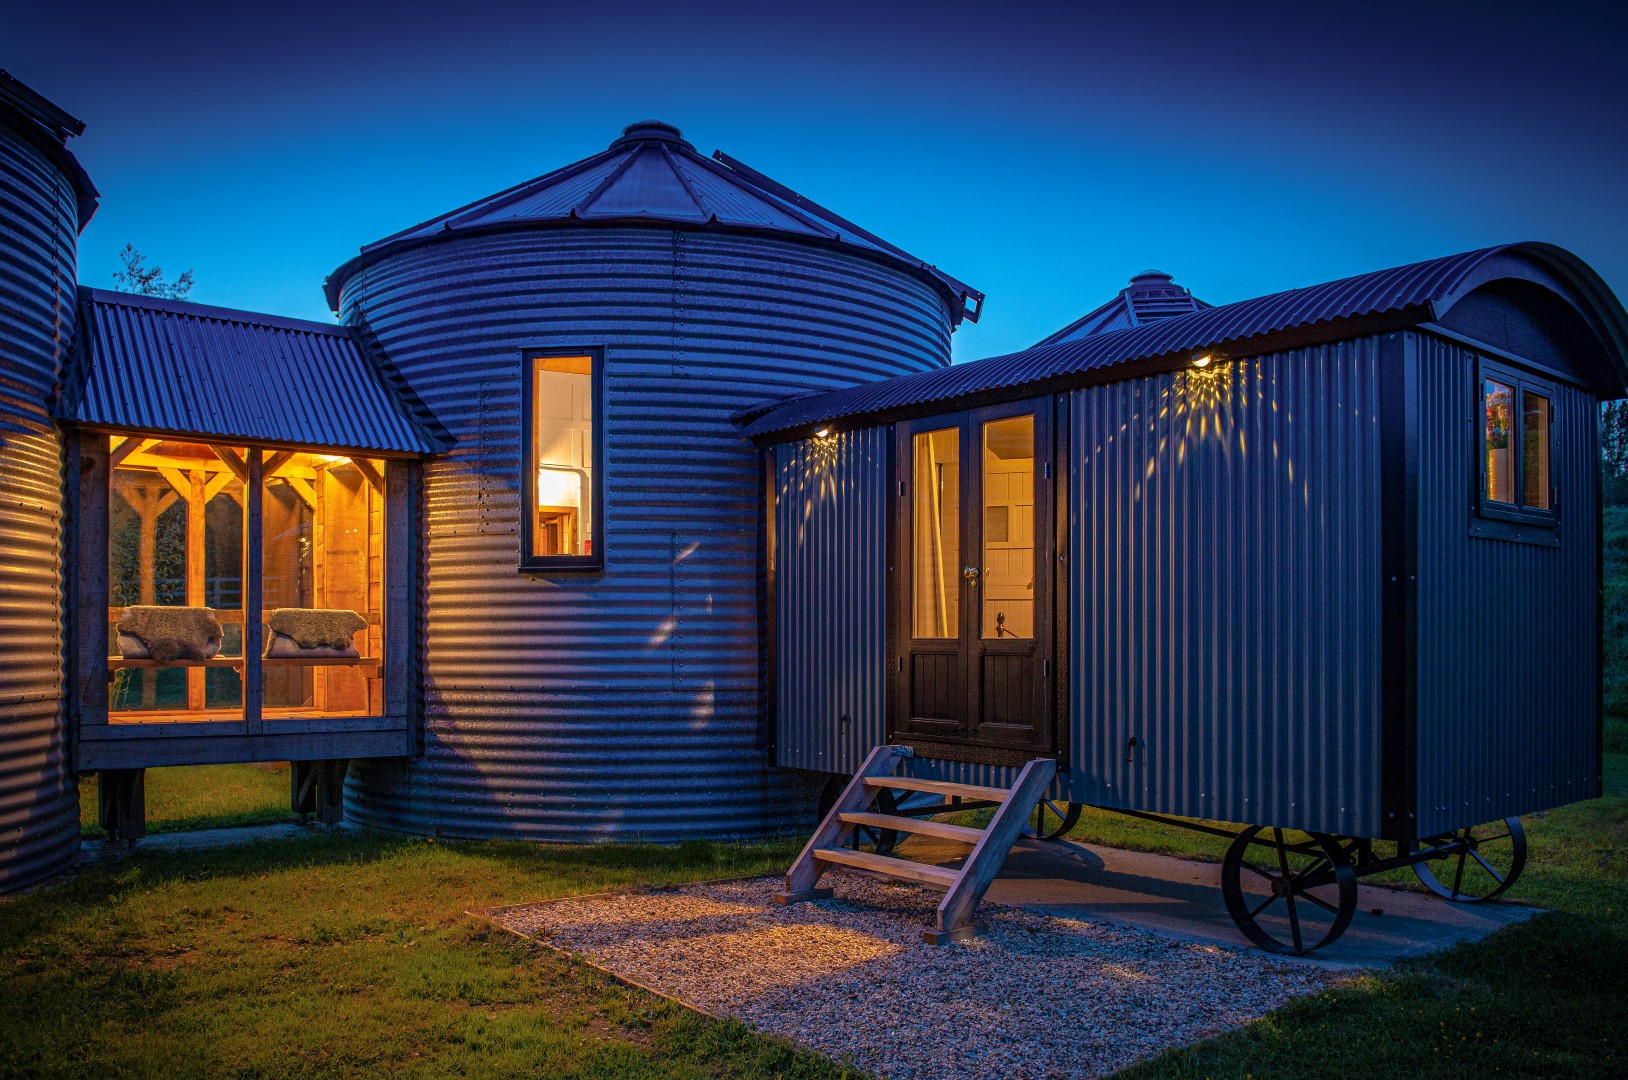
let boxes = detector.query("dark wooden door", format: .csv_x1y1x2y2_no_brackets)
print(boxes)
892,401,1054,753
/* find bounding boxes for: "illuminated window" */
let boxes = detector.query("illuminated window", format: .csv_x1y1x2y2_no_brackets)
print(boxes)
1479,361,1555,526
522,348,602,570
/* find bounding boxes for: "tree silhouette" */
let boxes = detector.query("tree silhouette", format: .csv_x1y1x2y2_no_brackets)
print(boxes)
112,243,194,299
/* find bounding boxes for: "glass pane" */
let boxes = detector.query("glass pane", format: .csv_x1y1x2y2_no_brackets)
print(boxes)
262,453,385,720
531,354,594,557
108,438,244,721
1484,379,1515,504
981,415,1035,640
912,428,960,638
1522,392,1551,510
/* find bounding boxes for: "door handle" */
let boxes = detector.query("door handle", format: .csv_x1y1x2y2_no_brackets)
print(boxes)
962,566,980,581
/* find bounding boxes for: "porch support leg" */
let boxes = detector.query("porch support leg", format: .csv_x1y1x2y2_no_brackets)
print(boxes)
98,769,147,842
292,759,348,825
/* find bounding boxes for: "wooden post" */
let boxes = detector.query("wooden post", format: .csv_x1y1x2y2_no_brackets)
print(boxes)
186,469,207,711
243,450,264,734
97,768,146,841
291,759,348,825
71,432,110,729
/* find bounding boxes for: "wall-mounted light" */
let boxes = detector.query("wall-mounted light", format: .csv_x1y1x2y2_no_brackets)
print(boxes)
1192,353,1213,369
814,427,832,438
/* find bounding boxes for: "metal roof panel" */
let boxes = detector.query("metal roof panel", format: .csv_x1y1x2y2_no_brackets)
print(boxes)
743,243,1628,439
63,289,444,455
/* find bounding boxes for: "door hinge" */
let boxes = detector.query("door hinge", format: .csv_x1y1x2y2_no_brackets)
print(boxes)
899,479,907,497
1042,659,1050,677
1043,462,1051,480
897,656,904,672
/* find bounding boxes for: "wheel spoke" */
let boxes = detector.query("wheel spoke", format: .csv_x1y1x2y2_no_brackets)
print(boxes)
1298,889,1340,915
1285,892,1303,951
1469,849,1506,885
1452,847,1468,897
1248,894,1278,920
1241,861,1276,881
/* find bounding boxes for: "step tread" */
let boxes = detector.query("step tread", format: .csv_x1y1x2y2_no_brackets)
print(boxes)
811,847,960,888
839,812,984,844
864,775,1010,802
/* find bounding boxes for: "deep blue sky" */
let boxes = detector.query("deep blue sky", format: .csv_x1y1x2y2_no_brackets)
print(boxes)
8,0,1627,361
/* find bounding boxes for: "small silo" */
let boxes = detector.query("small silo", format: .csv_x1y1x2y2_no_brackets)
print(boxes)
329,121,979,841
0,72,97,890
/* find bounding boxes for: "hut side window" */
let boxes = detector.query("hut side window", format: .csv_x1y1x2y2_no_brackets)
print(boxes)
1479,362,1555,524
522,349,602,571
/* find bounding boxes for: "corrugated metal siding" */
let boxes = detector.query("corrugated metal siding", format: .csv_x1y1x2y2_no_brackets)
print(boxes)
745,241,1626,439
1069,342,1385,836
0,122,78,891
1413,332,1599,834
773,428,889,773
66,290,438,454
340,226,950,840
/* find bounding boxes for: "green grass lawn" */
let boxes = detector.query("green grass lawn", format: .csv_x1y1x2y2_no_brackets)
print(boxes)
79,762,296,836
0,834,852,1079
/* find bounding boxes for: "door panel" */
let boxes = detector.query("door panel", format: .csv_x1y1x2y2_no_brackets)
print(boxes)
892,402,1054,753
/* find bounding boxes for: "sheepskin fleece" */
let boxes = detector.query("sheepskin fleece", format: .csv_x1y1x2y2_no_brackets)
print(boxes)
266,608,367,650
264,632,358,659
117,606,222,662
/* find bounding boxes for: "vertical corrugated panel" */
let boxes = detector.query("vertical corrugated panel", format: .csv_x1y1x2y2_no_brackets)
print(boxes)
0,122,77,890
341,227,950,840
773,427,889,774
1070,342,1385,836
1414,333,1599,834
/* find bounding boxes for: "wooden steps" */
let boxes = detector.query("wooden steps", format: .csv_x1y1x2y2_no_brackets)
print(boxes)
774,744,1059,945
811,847,959,888
837,811,984,844
862,775,1010,803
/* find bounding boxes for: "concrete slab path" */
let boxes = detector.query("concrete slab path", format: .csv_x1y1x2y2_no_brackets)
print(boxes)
898,834,1538,968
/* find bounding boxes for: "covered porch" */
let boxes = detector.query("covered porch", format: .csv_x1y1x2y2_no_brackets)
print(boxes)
56,289,445,833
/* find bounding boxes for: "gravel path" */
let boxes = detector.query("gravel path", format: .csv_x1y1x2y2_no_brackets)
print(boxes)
491,872,1342,1079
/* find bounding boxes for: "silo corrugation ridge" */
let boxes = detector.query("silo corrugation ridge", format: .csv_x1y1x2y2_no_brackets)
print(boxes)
0,123,77,891
1069,341,1385,836
343,227,950,840
1413,333,1598,835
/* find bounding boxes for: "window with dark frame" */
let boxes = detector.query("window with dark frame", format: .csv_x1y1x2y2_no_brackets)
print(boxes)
1479,360,1555,527
521,348,604,572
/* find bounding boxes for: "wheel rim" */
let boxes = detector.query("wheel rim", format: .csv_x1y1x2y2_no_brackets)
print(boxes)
1412,816,1526,903
1030,800,1081,841
1221,827,1357,955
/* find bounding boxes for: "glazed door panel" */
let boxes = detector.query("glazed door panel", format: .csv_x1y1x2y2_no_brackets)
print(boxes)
892,401,1054,753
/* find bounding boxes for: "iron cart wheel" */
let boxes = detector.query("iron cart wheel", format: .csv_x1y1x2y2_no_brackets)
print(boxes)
816,775,900,856
1221,827,1358,955
1030,800,1082,841
1412,816,1527,902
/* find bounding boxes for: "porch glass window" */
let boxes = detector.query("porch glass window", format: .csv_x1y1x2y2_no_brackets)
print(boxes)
912,427,960,638
522,350,601,570
105,436,386,724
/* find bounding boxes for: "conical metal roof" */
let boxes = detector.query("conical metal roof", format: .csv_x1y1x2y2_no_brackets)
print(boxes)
1033,270,1209,347
326,121,982,323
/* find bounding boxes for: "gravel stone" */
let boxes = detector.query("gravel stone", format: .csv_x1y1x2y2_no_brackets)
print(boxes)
493,872,1342,1079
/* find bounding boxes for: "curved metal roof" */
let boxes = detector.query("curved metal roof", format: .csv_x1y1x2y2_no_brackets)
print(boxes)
325,120,983,324
743,242,1628,441
60,289,446,455
1033,269,1210,347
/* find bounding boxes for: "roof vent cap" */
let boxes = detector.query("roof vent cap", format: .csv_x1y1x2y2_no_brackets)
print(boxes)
610,120,693,150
